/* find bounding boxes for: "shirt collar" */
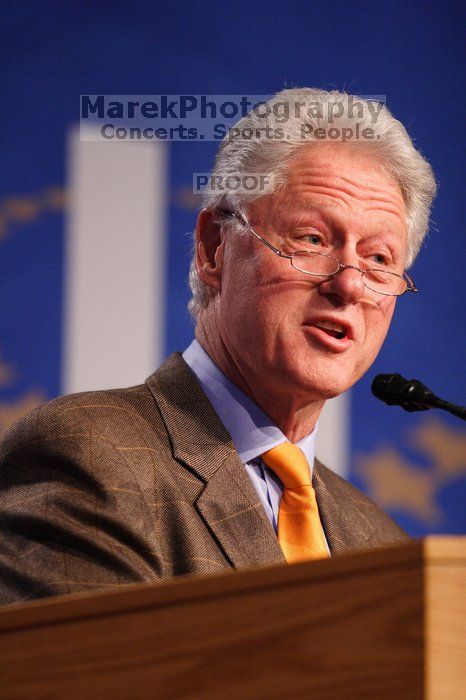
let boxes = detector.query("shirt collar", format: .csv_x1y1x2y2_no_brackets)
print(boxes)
182,339,317,468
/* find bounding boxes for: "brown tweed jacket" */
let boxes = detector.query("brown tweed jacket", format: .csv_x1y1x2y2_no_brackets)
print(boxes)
0,353,408,605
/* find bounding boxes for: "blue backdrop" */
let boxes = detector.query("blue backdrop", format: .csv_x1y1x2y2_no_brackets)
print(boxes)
1,0,465,536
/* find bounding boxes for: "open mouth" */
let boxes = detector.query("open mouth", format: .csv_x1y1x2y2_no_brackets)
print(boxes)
314,321,347,340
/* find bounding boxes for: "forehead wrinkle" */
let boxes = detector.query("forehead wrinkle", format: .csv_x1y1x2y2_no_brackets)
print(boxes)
290,183,404,222
286,165,406,222
284,196,406,242
364,202,406,222
291,163,398,191
289,169,403,205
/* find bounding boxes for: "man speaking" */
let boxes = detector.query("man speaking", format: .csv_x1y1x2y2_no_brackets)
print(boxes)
0,88,436,605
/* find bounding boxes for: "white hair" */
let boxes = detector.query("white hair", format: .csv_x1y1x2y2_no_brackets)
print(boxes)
188,87,437,319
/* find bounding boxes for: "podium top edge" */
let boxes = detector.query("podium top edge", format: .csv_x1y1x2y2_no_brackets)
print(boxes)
0,537,463,633
423,535,466,560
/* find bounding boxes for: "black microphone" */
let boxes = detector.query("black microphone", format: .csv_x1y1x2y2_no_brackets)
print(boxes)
371,373,466,421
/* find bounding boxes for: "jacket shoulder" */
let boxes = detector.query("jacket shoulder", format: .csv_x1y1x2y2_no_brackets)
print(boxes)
0,383,170,605
0,382,164,456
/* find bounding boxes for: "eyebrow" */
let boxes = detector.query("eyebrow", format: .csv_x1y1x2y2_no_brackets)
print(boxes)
283,204,404,237
279,205,406,258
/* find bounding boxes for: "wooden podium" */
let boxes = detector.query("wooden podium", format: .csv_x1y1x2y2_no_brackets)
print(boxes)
0,537,464,698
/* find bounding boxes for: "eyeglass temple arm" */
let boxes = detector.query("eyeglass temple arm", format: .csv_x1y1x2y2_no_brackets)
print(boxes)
216,208,292,259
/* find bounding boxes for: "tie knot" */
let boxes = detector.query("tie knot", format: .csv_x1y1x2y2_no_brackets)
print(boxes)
261,442,312,489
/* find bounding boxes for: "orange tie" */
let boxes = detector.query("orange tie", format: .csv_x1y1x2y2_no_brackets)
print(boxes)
261,442,329,563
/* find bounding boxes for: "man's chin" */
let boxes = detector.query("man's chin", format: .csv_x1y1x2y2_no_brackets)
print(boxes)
282,358,355,399
284,372,352,403
307,384,348,401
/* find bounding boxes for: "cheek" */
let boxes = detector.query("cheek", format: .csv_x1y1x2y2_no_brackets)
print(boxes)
377,296,397,325
364,297,396,351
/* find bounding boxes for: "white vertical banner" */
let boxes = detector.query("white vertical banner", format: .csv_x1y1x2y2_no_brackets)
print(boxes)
315,392,350,477
63,127,167,393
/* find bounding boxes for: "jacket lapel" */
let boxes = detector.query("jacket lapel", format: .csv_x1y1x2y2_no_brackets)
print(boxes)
313,460,376,554
146,353,285,569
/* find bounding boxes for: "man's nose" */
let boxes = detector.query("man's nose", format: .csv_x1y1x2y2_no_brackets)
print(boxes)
318,264,366,304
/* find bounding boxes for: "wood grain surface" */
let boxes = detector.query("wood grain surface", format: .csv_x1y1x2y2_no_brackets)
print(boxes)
0,537,464,699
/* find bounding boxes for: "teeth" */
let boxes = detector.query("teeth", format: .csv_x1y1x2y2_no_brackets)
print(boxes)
314,321,347,340
315,321,345,334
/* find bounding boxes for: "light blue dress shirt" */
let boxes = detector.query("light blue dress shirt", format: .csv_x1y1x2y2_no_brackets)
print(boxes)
182,339,319,535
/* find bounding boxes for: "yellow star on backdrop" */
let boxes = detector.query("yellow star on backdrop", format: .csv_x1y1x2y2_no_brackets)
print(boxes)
0,356,16,387
355,416,466,526
0,391,46,439
411,419,466,479
172,185,202,211
356,447,442,525
0,186,65,240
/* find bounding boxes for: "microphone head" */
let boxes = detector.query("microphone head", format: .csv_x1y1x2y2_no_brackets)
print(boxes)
371,373,434,411
371,373,406,405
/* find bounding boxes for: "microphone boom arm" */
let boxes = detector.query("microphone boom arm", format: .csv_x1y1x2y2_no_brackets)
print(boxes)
371,373,466,421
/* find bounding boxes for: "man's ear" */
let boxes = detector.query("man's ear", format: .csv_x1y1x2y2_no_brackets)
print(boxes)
195,208,225,291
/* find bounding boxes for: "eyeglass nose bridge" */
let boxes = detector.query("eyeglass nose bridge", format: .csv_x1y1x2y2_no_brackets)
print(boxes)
330,261,366,278
291,252,369,283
